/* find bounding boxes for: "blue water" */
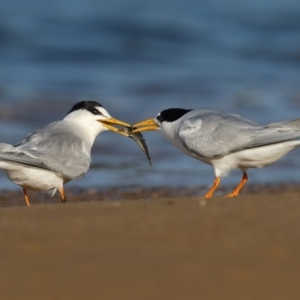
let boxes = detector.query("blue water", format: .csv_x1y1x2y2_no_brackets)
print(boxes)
0,0,300,191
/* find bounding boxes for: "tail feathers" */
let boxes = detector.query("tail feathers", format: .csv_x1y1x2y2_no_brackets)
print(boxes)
267,118,300,130
0,143,14,151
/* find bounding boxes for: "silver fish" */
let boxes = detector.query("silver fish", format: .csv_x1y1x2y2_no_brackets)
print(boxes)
119,126,152,166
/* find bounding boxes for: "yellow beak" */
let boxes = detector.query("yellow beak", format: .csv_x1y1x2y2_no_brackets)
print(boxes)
132,118,159,133
100,118,132,137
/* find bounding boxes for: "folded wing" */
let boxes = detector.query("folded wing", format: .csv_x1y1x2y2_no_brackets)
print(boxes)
0,122,90,179
178,112,300,158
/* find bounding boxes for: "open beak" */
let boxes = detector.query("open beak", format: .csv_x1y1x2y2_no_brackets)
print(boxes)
100,118,132,137
132,118,159,133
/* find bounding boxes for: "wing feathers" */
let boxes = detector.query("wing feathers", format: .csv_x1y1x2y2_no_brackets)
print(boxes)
0,121,91,179
178,112,300,158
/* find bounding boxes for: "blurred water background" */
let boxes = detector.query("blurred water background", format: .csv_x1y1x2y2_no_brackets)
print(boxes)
0,0,300,192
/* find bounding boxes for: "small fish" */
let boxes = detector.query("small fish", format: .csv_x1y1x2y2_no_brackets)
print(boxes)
119,126,152,166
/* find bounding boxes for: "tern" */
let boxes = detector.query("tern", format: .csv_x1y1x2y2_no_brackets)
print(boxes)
0,101,131,206
132,108,300,198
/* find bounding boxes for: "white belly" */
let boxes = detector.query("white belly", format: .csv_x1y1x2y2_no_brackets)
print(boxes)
5,166,65,192
211,140,300,177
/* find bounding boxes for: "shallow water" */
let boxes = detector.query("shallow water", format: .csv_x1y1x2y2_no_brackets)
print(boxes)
0,0,300,191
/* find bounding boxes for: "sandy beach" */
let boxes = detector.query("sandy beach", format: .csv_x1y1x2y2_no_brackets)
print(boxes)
0,187,299,300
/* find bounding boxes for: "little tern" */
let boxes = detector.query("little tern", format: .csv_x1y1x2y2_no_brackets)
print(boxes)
133,108,300,198
0,101,131,206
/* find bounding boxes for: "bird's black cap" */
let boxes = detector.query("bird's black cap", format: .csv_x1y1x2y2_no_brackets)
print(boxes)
157,108,192,123
67,101,103,115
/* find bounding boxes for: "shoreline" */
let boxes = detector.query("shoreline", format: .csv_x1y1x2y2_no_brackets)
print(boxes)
1,182,300,207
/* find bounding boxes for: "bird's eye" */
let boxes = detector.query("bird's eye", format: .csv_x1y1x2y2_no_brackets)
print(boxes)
157,114,163,122
90,108,101,115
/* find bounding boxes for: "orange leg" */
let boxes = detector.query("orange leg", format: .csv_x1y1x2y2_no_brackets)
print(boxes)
58,186,67,203
23,188,31,207
204,177,221,198
227,172,248,197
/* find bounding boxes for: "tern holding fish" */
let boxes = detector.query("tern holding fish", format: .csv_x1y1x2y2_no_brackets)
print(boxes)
0,101,137,206
133,108,300,198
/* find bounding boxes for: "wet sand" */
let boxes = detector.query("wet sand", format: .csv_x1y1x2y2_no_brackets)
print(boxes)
0,187,300,300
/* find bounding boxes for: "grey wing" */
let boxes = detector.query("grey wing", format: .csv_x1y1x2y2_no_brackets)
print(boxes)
0,140,46,169
35,133,91,179
178,113,300,158
1,123,91,179
0,134,90,179
0,150,49,169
